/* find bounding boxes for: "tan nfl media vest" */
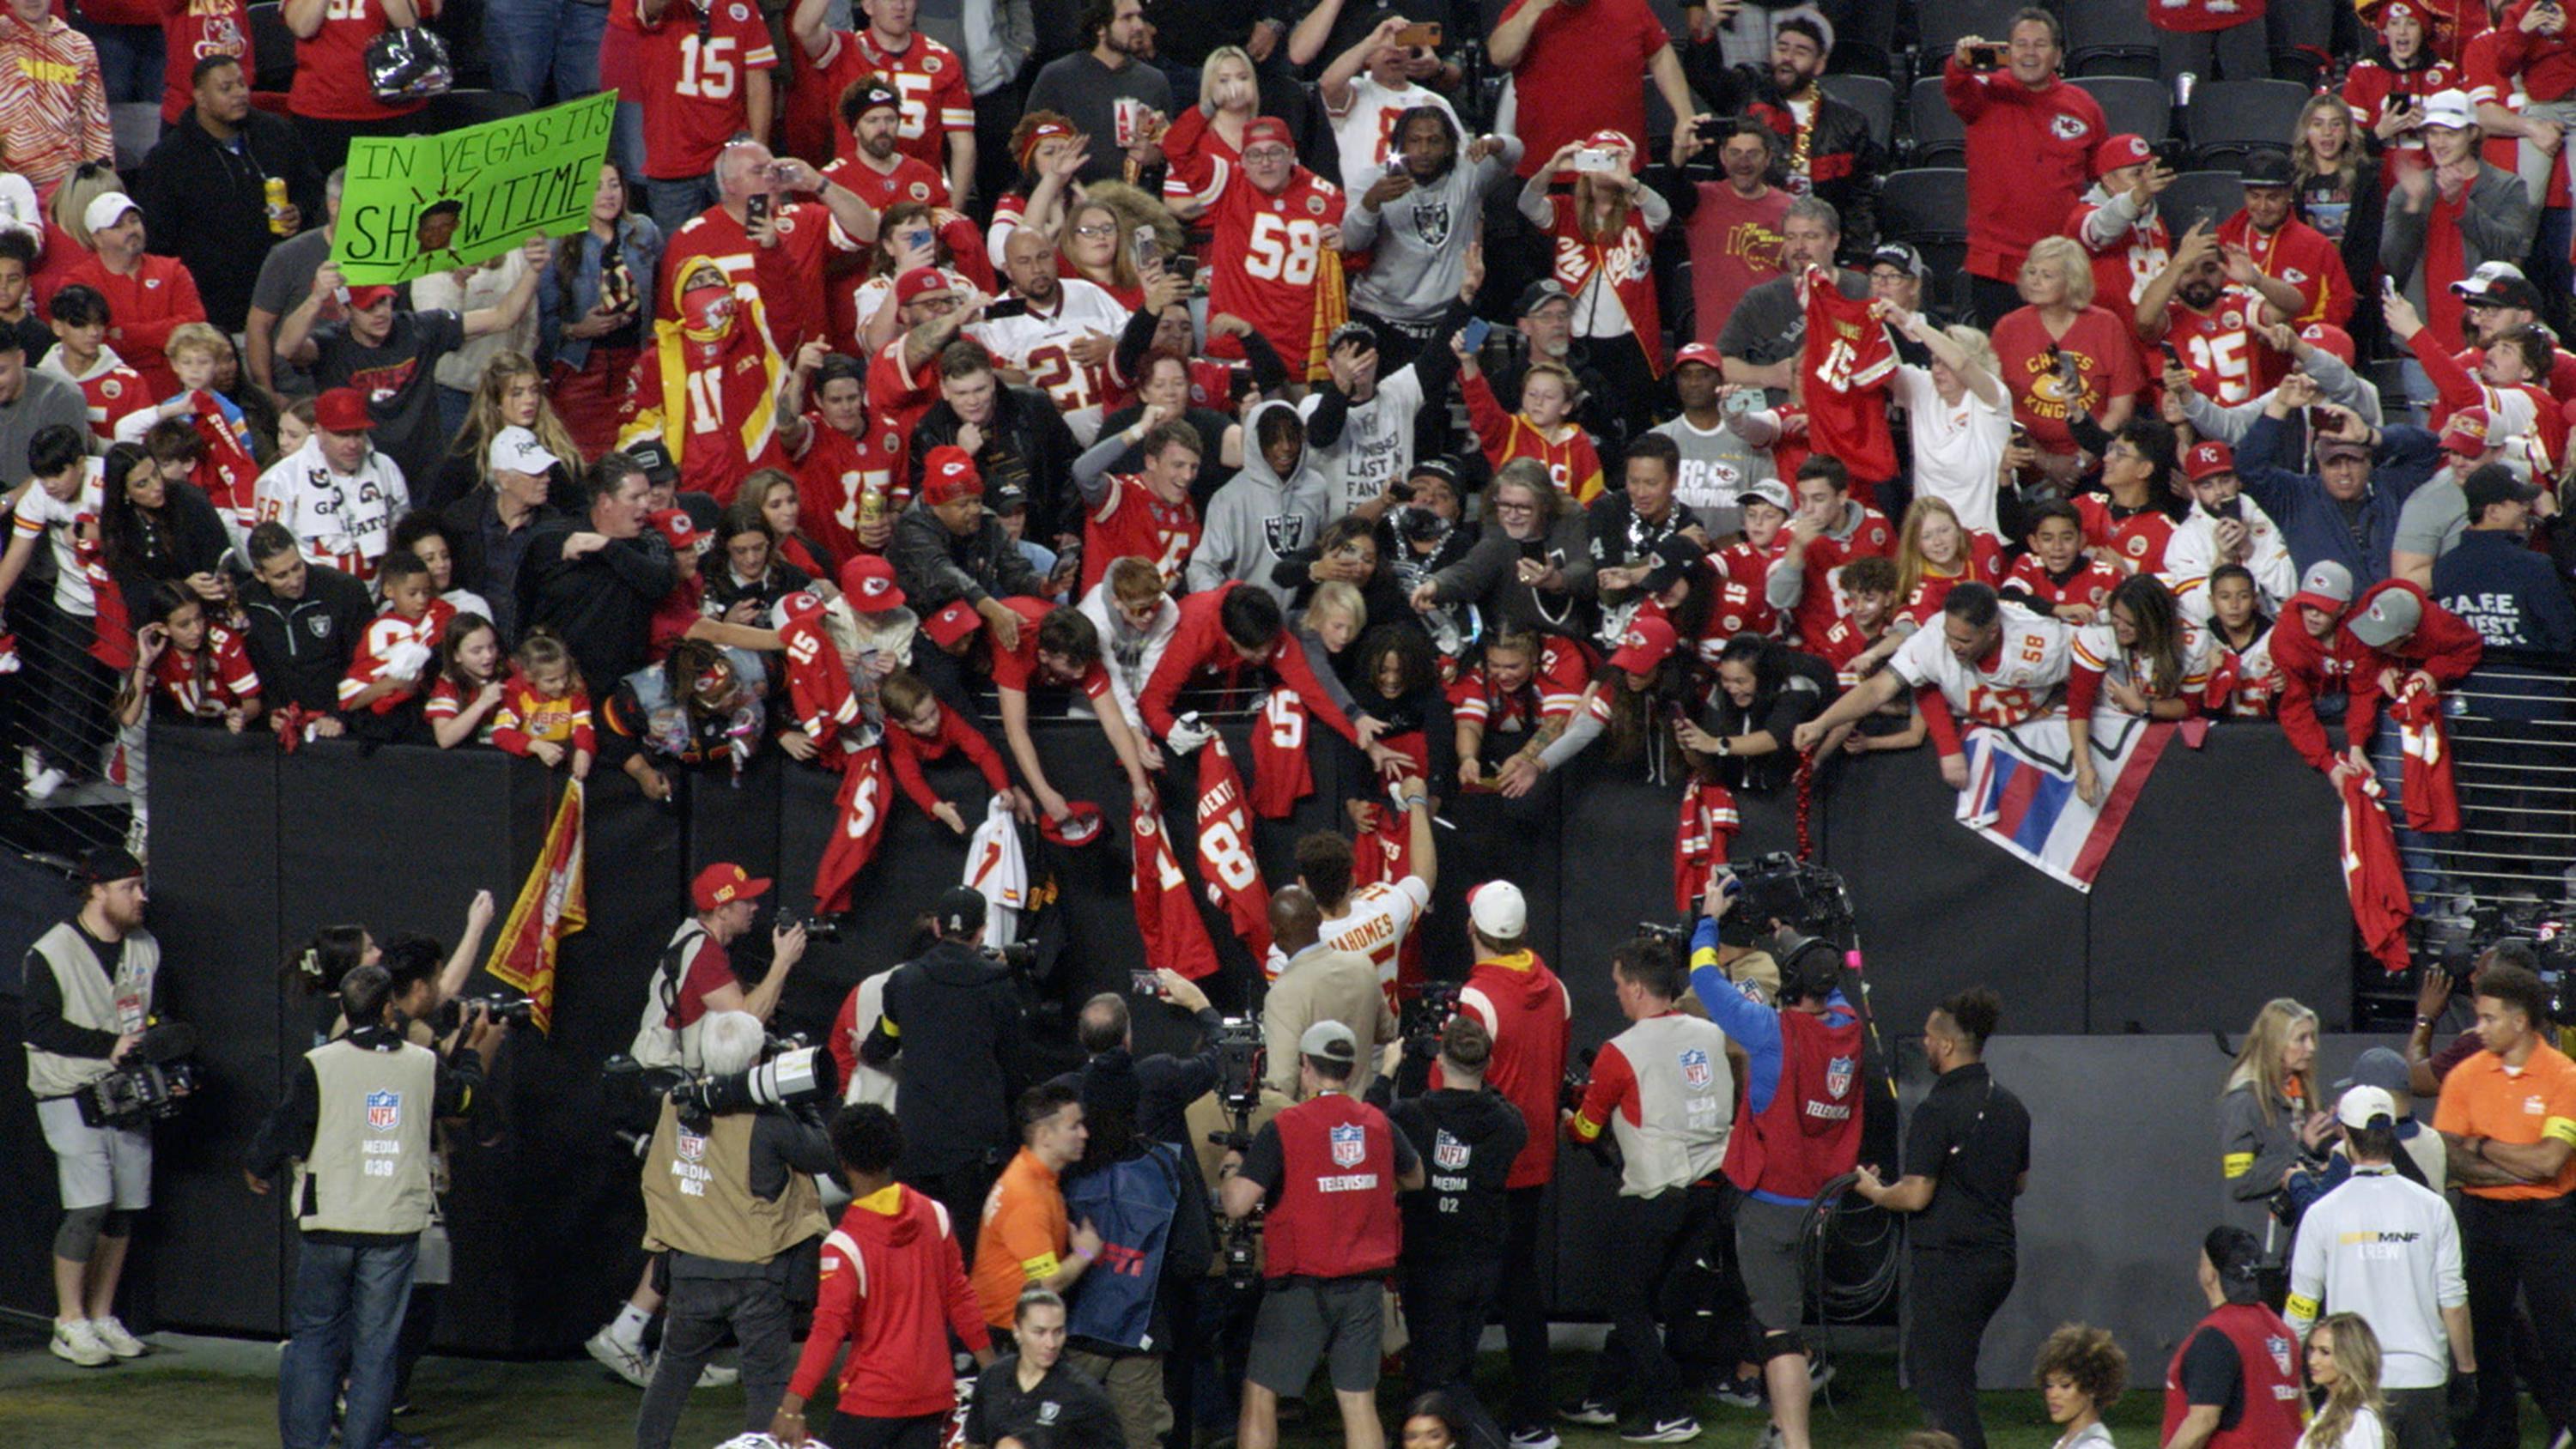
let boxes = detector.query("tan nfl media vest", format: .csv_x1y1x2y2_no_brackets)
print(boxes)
640,1100,828,1264
25,922,159,1100
295,1037,440,1235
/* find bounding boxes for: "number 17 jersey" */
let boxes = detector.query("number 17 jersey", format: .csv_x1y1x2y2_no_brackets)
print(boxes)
1205,163,1346,372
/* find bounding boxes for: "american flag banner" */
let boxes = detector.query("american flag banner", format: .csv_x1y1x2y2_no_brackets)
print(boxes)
484,779,587,1032
1955,712,2179,891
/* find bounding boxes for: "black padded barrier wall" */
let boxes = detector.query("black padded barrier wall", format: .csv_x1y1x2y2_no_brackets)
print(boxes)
0,716,2357,1347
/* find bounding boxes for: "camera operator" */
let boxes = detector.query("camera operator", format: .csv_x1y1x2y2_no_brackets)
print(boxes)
21,846,164,1367
633,1009,835,1449
1686,880,1864,1449
2284,1086,2475,1449
1559,935,1735,1444
861,887,1036,1262
1372,1014,1525,1443
2164,1228,2306,1449
1224,1022,1425,1449
1434,878,1569,1449
1066,967,1226,1149
1851,988,2032,1449
1263,886,1399,1100
629,863,810,1071
243,965,505,1449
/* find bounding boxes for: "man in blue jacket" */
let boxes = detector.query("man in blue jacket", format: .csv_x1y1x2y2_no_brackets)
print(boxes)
2432,466,2576,657
2237,373,2440,591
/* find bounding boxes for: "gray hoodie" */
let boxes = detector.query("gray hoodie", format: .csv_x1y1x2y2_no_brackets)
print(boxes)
1187,399,1328,605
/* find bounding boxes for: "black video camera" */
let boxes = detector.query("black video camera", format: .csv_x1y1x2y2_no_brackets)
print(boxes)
1208,1016,1264,1126
80,1022,198,1130
1401,979,1462,1062
982,940,1037,972
780,911,843,943
1731,852,1856,938
430,991,538,1034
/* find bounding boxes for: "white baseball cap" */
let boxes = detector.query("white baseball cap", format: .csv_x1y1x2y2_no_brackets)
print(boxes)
1467,880,1528,938
487,425,563,476
2336,1084,2398,1130
2418,89,2475,130
82,191,141,237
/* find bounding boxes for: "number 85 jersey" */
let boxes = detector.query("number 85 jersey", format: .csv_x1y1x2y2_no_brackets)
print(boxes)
1205,161,1346,370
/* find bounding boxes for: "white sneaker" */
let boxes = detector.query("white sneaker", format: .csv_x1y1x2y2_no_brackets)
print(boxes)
26,765,65,801
695,1362,739,1389
50,1319,112,1367
585,1327,653,1388
87,1316,146,1358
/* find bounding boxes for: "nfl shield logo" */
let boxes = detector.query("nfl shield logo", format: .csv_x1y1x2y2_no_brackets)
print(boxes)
2266,1335,2293,1376
1825,1056,1855,1099
365,1089,400,1131
1433,1130,1470,1170
1680,1048,1713,1089
677,1130,706,1163
1330,1123,1365,1168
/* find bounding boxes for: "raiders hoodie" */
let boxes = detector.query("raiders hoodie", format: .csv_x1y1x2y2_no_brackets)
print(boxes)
1186,398,1329,606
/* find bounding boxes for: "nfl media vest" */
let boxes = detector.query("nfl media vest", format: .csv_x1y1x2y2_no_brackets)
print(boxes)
1725,1003,1865,1203
24,923,157,1099
295,1038,439,1236
641,1100,829,1264
1263,1092,1402,1280
1602,1011,1734,1198
2163,1302,2307,1449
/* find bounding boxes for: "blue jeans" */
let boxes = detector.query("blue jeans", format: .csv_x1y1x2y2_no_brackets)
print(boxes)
482,0,607,104
279,1235,418,1449
645,173,716,251
76,23,162,105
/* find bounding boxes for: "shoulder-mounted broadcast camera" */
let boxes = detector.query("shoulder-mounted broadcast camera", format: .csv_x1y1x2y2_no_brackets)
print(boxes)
81,1022,199,1130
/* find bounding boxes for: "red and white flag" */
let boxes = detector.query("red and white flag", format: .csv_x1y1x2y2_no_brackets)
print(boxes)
484,779,587,1033
1955,712,2177,891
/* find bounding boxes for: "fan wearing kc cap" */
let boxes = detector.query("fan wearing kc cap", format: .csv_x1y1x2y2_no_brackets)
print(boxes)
630,862,806,1075
889,443,1047,680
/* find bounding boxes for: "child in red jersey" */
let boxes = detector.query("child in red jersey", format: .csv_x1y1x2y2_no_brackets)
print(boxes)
491,628,597,777
425,613,507,749
879,668,1024,833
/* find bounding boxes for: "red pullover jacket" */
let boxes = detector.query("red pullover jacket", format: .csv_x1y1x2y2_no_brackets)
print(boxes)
788,1184,990,1415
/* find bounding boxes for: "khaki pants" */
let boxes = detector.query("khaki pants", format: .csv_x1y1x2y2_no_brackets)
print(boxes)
1065,1348,1173,1449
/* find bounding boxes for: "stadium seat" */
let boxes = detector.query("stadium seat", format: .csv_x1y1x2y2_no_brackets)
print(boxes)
423,89,532,130
2184,80,2313,169
1905,75,1967,167
2268,0,2338,86
1912,0,2030,76
248,3,296,93
2066,3,2161,79
1820,72,1895,153
1877,167,1970,246
1828,0,1899,82
2072,76,2174,144
2158,170,2248,233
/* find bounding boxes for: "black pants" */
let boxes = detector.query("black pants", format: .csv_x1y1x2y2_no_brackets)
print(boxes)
635,1272,794,1449
1905,1248,2018,1449
836,1410,948,1449
2458,1193,2576,1449
1585,1184,1727,1422
1502,1185,1554,1431
1404,1255,1505,1446
1969,276,2025,331
902,1158,999,1270
2381,1385,2451,1449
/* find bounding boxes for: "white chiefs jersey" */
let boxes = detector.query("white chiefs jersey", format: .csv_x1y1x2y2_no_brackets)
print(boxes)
2071,614,2215,699
1262,876,1430,987
1888,603,2070,725
252,437,409,576
2160,494,2296,608
968,276,1129,445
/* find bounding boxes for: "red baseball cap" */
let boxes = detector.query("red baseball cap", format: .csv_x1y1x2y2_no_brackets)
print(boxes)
778,589,828,622
921,446,982,505
2184,440,2236,482
839,555,907,612
690,862,771,911
1242,117,1293,151
1584,129,1638,156
1673,342,1722,373
344,284,398,310
2297,323,2355,367
2379,0,2424,28
2439,405,2494,457
895,268,953,306
313,387,374,433
647,507,700,552
1040,802,1106,846
924,598,981,647
2091,134,2153,180
1608,615,1679,676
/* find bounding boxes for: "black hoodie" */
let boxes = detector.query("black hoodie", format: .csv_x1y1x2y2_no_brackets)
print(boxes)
861,939,1033,1174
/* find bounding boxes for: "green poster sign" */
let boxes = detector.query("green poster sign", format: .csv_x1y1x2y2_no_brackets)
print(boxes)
333,93,619,284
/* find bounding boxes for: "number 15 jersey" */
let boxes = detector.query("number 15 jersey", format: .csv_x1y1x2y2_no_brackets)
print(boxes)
613,0,780,180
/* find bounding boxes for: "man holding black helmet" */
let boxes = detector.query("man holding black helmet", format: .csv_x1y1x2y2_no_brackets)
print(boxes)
22,846,162,1368
244,964,505,1449
1686,879,1863,1449
862,886,1035,1259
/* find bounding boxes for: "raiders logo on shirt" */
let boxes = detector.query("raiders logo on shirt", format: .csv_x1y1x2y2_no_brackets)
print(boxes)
1411,197,1453,248
1261,513,1310,555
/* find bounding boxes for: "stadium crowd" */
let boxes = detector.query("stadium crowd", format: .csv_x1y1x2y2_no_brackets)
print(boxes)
7,0,2576,1447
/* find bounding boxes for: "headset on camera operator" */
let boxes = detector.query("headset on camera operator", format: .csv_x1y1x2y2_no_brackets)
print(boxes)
631,863,810,1072
1686,873,1864,1449
243,964,505,1449
22,846,171,1368
635,1009,837,1449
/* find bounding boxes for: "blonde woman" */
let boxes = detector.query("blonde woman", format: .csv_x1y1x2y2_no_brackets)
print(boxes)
1879,301,2011,537
2220,997,2329,1244
1161,46,1261,231
1989,234,2142,485
429,352,580,512
33,161,122,300
2300,1314,2387,1449
2289,93,2381,322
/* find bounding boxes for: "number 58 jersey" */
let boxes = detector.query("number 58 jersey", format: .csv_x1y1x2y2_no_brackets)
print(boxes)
1205,161,1346,371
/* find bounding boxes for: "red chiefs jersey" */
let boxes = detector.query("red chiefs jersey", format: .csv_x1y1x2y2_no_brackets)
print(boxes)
1133,792,1220,979
1673,779,1741,913
864,344,940,483
57,358,149,444
1449,636,1592,735
2218,213,2354,328
820,152,951,217
618,336,788,506
338,602,453,712
289,0,437,121
2067,196,2172,343
1083,475,1201,594
1803,615,1886,688
2343,58,2460,170
2147,0,2266,33
1800,276,1899,482
1542,192,1665,374
1895,536,2006,626
2205,628,2284,718
2160,288,2281,404
1712,538,1787,618
1203,163,1345,377
815,749,892,914
162,0,250,126
2002,553,2123,617
2071,494,2177,574
153,623,258,718
1461,369,1607,504
813,27,972,172
792,414,900,571
1195,737,1271,960
1248,688,1315,818
986,596,1115,700
611,0,780,179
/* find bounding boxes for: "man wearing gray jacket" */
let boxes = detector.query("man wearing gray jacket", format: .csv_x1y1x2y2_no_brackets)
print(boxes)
2383,91,2537,412
1188,400,1332,606
1341,106,1520,371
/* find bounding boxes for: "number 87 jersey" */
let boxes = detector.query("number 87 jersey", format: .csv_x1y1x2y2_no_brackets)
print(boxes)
1204,161,1346,367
